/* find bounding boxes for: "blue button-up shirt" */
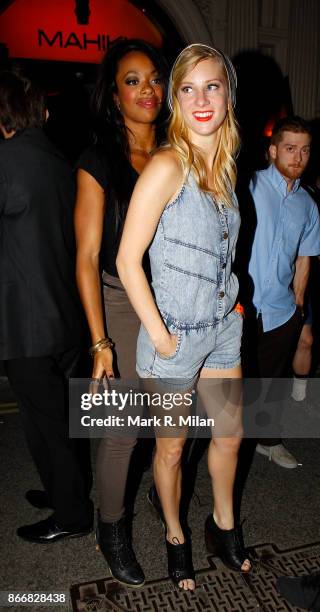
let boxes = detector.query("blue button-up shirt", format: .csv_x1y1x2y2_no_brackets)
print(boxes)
249,164,320,332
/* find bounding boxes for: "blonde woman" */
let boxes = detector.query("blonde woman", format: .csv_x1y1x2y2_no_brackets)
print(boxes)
117,44,250,591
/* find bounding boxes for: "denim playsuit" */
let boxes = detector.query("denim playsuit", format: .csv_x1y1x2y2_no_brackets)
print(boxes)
136,172,242,384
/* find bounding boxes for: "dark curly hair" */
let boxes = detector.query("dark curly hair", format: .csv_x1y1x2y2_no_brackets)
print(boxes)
91,38,168,231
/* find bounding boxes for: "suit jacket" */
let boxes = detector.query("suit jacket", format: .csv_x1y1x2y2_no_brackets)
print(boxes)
0,127,83,359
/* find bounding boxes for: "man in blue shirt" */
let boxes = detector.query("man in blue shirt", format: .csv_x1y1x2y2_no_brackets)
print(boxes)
246,116,320,468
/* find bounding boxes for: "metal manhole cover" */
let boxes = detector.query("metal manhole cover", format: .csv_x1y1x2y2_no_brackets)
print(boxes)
70,542,320,611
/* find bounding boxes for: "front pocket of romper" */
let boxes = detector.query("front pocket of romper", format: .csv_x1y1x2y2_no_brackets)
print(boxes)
155,329,182,361
164,237,219,284
162,240,219,322
231,310,243,339
136,325,157,373
165,263,217,284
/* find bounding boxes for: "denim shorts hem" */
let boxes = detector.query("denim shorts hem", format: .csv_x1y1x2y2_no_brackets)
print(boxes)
136,365,154,378
203,357,241,370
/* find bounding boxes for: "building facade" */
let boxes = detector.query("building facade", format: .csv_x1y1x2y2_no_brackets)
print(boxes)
157,0,320,119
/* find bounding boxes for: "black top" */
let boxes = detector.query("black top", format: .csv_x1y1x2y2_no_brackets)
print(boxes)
77,145,139,277
0,128,83,360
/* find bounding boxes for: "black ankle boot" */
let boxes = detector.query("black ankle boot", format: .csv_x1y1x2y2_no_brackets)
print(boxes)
166,534,195,589
204,514,250,572
96,512,145,588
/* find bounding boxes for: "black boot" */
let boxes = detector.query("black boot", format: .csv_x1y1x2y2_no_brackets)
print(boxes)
96,512,145,588
166,534,195,589
205,514,250,572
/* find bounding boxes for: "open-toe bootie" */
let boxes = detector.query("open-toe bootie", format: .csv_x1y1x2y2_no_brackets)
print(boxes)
205,514,250,573
166,535,195,588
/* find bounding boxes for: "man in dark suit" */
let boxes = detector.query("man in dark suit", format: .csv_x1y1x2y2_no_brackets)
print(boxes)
0,70,93,542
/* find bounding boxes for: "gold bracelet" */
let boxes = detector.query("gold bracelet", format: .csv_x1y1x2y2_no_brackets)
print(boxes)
93,341,113,354
89,337,113,357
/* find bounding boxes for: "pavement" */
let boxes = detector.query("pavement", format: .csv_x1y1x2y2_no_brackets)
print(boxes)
1,378,320,611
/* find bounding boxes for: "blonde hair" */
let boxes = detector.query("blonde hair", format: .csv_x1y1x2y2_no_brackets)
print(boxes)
167,45,240,208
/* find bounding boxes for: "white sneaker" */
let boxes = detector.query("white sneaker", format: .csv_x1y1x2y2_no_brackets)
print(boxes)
291,378,307,402
256,443,299,469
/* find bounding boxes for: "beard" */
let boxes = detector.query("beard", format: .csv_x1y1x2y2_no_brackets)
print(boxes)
274,159,305,181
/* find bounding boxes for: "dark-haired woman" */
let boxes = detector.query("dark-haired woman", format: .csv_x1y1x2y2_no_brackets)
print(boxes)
75,39,166,588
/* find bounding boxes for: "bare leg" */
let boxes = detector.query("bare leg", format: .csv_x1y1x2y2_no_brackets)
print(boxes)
199,365,250,572
154,437,184,542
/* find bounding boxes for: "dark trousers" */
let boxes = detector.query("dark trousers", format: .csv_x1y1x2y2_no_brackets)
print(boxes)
243,308,303,445
5,347,93,528
256,309,303,378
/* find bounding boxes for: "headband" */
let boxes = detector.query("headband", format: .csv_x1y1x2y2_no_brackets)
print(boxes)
167,43,237,112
